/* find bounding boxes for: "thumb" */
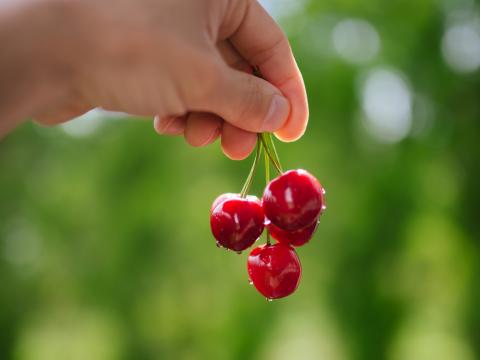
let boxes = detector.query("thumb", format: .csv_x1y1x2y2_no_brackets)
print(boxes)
202,65,290,133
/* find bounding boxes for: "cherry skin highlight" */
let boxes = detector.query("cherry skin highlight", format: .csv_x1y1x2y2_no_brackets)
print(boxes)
247,243,302,299
210,196,264,252
210,193,237,213
268,221,318,247
262,169,325,231
210,193,259,214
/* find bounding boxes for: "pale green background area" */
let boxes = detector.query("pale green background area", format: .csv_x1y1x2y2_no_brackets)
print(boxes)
1,0,480,359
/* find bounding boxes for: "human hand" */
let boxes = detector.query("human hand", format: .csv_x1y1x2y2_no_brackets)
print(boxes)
33,0,309,159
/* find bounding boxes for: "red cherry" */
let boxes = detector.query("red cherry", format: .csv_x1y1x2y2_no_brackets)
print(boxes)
210,197,264,252
247,243,301,299
268,221,318,247
262,169,325,231
210,193,259,213
210,193,237,213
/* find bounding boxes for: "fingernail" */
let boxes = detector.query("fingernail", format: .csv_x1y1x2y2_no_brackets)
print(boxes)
262,95,290,132
203,126,221,146
160,117,184,135
166,118,185,135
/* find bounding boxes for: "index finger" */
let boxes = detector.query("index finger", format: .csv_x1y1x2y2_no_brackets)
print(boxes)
227,0,309,142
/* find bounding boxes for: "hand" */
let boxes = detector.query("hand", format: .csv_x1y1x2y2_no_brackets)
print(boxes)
25,0,309,159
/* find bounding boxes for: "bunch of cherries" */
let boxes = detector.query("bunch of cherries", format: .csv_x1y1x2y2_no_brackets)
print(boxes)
210,133,326,300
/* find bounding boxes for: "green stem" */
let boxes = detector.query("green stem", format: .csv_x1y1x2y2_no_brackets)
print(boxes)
262,133,283,173
264,140,272,246
264,148,270,185
259,134,282,175
265,133,283,172
240,138,262,198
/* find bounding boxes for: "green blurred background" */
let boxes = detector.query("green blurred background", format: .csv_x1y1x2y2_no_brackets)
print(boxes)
1,0,480,359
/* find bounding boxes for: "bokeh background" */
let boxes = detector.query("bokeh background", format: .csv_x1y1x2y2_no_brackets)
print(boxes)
1,0,480,359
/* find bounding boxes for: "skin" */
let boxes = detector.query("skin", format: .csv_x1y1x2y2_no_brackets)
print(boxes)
0,0,308,160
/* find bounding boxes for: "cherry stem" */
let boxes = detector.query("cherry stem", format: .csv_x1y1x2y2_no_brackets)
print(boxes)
259,134,283,175
264,135,273,246
265,133,283,172
264,146,270,184
240,138,262,198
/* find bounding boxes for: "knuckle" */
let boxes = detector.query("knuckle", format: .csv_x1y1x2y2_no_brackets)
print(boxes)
220,0,249,37
251,33,289,66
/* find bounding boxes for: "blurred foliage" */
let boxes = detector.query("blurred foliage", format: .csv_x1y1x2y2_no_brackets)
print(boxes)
1,0,480,359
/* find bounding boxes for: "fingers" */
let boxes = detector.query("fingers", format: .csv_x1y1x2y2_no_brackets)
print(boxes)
155,111,257,161
226,0,309,142
155,39,265,160
215,40,258,158
221,122,257,160
197,63,290,134
154,40,252,140
180,41,257,156
217,40,252,73
184,113,222,147
154,115,186,135
272,70,309,142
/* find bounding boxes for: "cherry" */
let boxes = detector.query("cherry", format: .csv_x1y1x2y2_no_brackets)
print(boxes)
262,169,325,231
210,193,237,213
210,196,264,252
210,193,258,213
268,221,318,247
247,243,301,299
